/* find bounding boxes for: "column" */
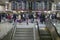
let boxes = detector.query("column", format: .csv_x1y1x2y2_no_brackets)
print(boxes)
26,1,29,10
5,2,9,11
43,2,45,10
21,1,25,10
11,1,17,10
29,1,32,10
9,2,12,11
41,1,45,10
52,3,56,11
17,2,21,10
47,2,49,10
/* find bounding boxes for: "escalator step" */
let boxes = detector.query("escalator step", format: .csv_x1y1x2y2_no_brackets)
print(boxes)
40,29,52,40
40,38,52,40
40,34,51,36
40,36,51,38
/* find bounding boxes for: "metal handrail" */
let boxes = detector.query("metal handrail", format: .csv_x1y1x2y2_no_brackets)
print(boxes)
33,21,40,40
11,22,17,40
36,21,40,40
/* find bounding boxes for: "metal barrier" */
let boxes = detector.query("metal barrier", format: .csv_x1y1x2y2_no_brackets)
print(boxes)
1,22,17,40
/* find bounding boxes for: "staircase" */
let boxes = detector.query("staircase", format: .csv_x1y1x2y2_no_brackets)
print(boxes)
13,28,34,40
39,28,52,40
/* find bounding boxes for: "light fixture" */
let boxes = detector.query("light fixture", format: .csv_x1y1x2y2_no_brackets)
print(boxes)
18,11,21,13
48,11,50,13
58,2,60,4
5,9,8,11
13,11,17,13
21,10,24,12
5,1,9,3
44,11,47,13
54,23,56,25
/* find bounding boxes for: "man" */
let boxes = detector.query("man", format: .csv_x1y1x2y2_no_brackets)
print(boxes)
40,13,45,23
13,14,17,22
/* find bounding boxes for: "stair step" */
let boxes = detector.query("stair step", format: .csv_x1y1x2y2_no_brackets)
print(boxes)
14,37,34,39
16,30,33,32
15,33,33,36
16,32,33,33
16,28,33,31
14,28,33,40
15,34,33,37
14,38,34,40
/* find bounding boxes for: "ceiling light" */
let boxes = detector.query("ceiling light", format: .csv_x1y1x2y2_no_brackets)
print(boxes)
58,2,60,4
5,1,9,3
21,10,24,12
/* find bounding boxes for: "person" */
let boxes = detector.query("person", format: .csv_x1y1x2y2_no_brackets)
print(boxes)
26,14,29,25
13,14,17,22
35,12,39,19
7,14,12,23
22,14,25,21
0,14,1,22
39,13,45,23
30,14,34,23
17,14,21,23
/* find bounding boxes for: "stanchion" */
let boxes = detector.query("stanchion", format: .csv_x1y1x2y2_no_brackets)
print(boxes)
26,18,28,25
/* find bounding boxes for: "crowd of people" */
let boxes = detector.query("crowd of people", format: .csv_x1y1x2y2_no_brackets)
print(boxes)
0,12,57,24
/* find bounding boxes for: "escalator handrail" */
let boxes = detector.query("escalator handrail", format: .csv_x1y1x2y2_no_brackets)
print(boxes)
50,21,60,37
48,19,60,37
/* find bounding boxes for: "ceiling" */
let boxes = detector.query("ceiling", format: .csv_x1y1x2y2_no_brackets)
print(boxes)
0,0,60,4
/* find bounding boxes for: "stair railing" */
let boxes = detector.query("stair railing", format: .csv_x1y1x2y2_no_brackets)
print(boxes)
33,23,36,40
11,21,17,40
33,21,40,40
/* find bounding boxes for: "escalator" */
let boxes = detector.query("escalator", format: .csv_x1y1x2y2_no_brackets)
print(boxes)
36,21,53,40
13,28,34,40
39,28,53,40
